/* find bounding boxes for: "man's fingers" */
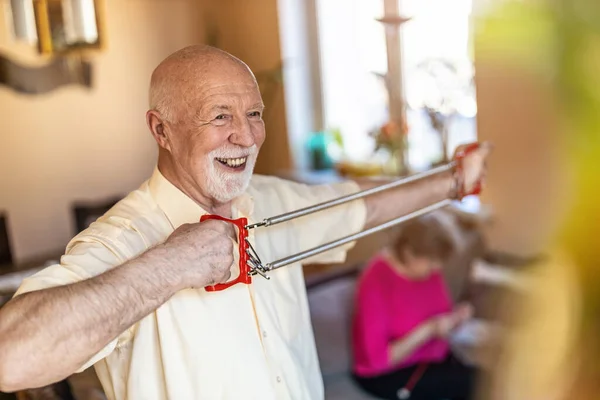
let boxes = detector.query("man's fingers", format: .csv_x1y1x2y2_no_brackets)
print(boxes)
478,141,494,157
224,224,237,241
204,219,236,240
453,141,494,159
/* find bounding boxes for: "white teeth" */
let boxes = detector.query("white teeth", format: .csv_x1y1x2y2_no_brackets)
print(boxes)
216,157,247,167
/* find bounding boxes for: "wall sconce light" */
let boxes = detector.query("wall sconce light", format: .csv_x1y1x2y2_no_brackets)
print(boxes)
8,0,38,43
33,0,105,55
0,0,104,94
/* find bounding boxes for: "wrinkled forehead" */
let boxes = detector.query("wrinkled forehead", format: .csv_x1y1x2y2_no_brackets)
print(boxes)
184,63,261,107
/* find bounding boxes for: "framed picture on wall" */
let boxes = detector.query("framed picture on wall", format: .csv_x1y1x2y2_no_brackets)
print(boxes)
33,0,106,55
0,213,13,266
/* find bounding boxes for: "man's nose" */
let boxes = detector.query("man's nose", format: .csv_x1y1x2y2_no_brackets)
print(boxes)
229,116,255,147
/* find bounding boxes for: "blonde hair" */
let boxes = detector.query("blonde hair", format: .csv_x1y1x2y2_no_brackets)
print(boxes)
390,215,455,264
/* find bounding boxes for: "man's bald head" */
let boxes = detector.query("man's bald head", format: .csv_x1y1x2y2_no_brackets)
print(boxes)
148,45,257,123
145,45,266,210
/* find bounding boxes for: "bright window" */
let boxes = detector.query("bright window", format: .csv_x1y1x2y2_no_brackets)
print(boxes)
401,0,477,170
315,0,477,170
315,0,388,161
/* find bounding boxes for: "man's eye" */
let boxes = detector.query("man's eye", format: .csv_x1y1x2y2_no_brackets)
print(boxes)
209,114,230,126
248,111,262,118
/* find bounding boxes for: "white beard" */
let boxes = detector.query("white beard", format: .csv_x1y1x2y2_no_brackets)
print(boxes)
205,145,258,203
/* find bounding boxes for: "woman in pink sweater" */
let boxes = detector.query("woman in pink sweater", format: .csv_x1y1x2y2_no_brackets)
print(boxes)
351,216,477,400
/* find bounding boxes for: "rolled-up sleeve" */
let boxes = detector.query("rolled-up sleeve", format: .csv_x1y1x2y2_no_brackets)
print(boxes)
14,239,135,372
281,179,367,264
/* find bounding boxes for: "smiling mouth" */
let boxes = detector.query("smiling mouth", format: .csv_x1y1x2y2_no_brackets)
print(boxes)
215,157,248,170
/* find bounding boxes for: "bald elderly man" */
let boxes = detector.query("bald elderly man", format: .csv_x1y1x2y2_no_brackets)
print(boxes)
0,46,491,399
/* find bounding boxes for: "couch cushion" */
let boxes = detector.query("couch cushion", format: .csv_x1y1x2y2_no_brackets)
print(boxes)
308,276,357,378
309,275,383,399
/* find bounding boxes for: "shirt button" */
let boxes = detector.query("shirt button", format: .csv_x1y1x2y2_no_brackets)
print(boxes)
276,376,282,383
262,330,268,338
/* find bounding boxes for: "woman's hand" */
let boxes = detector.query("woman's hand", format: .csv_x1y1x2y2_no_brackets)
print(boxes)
431,313,458,338
453,302,474,323
431,303,474,338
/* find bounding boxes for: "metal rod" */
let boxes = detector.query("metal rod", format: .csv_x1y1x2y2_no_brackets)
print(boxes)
264,199,453,271
248,259,270,280
246,162,455,229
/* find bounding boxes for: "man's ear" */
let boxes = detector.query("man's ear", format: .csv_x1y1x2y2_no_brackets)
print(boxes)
146,110,171,152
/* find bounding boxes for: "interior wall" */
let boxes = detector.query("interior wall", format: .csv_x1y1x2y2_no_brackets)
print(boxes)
0,0,206,262
204,0,293,175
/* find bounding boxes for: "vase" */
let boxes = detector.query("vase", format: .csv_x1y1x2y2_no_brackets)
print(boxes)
306,131,334,170
383,148,408,176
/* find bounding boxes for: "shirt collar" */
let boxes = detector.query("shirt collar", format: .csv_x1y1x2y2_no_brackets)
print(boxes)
148,167,255,229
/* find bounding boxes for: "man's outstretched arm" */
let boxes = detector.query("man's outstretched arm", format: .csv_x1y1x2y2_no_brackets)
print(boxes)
359,142,492,229
0,220,233,392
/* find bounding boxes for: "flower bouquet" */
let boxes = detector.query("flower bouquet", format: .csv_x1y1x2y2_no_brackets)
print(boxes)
369,119,409,175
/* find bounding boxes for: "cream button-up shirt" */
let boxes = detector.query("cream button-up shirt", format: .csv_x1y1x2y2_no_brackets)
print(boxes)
16,168,366,400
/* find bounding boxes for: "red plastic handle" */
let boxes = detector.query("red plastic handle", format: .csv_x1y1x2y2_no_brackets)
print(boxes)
454,142,482,198
199,214,251,292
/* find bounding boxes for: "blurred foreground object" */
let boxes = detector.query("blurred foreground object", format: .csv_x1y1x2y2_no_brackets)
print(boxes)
475,0,600,399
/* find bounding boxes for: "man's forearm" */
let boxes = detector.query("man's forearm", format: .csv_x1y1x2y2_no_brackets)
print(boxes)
357,170,453,229
0,244,180,391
